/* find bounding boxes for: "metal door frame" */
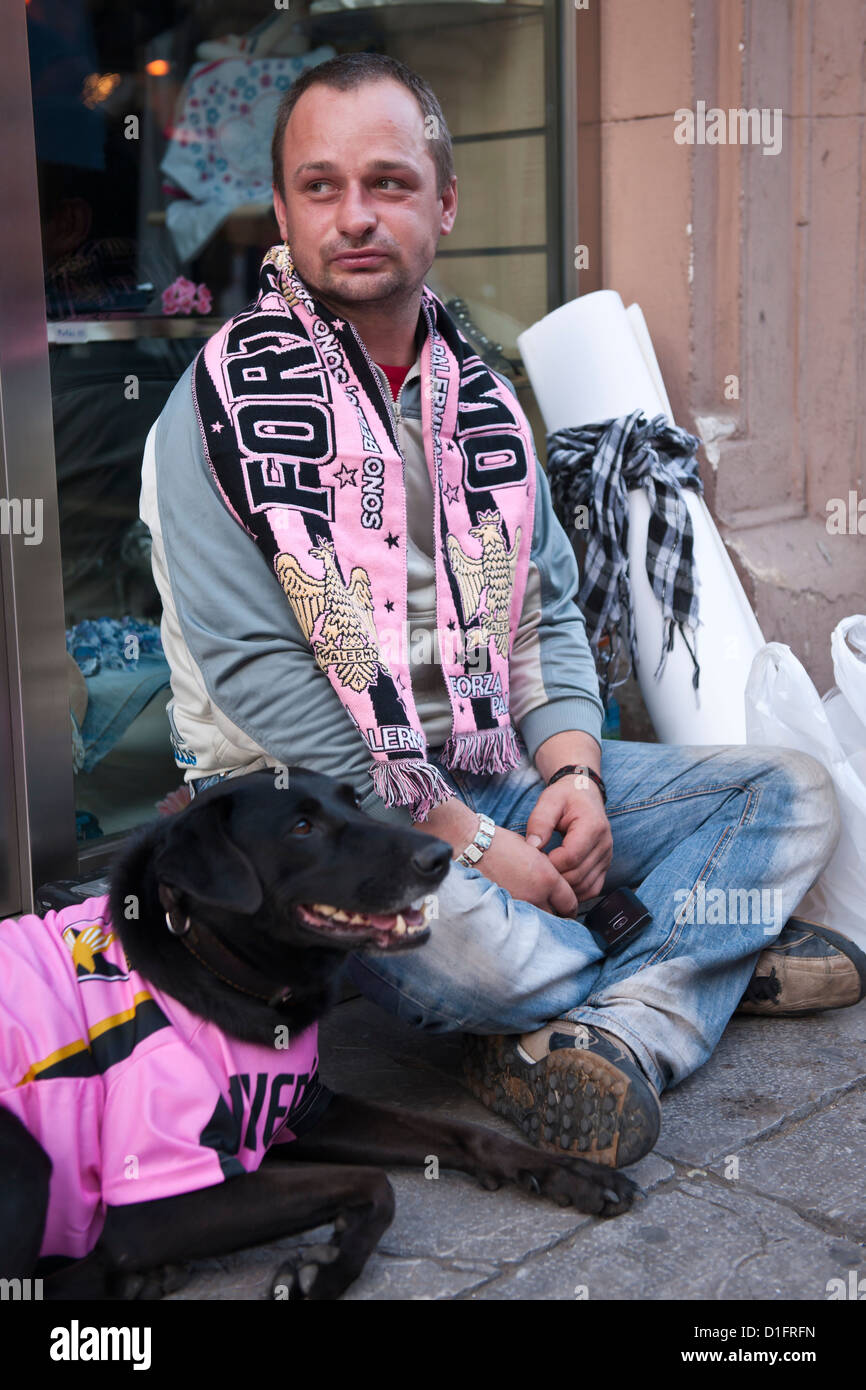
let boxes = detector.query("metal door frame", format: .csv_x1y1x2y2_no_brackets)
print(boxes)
0,0,78,910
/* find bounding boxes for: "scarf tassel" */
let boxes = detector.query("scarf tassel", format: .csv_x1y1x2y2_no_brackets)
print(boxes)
440,724,522,777
369,758,455,823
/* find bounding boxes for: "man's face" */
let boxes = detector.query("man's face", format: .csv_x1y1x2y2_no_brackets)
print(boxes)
272,78,457,311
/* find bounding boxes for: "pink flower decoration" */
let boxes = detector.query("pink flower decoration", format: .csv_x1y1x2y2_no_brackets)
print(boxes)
162,274,213,316
194,283,213,315
173,276,198,313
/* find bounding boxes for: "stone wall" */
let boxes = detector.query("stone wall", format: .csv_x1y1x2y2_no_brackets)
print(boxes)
578,0,864,695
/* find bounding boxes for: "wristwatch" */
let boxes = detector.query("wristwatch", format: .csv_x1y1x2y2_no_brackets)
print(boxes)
456,813,496,867
546,764,607,806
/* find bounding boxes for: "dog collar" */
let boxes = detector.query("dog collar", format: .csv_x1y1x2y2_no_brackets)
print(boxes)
157,884,293,1009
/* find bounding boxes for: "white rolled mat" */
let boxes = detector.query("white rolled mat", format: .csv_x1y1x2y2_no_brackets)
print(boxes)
626,303,765,651
517,290,765,744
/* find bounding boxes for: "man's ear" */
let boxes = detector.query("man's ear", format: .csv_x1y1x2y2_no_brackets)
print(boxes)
273,185,288,241
439,174,458,237
153,795,263,916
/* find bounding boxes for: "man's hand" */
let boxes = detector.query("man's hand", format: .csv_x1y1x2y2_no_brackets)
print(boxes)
478,823,580,916
524,776,613,903
412,796,578,916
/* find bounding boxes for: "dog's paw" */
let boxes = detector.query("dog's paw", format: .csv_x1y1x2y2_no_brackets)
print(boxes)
271,1243,341,1301
516,1158,639,1218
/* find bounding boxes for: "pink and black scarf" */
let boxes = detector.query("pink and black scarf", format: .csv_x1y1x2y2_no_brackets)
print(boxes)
192,245,537,820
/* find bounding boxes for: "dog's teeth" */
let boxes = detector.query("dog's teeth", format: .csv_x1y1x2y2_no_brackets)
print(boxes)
312,903,337,917
348,912,366,925
331,909,350,922
393,914,407,936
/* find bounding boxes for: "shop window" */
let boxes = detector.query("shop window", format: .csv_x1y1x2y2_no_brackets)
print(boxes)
26,0,558,847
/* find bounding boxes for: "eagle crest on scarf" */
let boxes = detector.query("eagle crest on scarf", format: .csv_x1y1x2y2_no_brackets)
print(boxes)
276,541,383,694
446,509,522,660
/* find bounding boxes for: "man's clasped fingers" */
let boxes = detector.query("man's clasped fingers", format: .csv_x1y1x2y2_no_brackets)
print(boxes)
526,785,614,906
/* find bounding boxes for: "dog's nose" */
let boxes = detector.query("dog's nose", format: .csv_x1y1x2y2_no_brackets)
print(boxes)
410,841,452,880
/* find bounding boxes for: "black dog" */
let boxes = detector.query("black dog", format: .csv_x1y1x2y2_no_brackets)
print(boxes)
1,768,636,1300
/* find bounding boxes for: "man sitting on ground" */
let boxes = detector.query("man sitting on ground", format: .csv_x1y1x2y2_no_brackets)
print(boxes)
140,54,860,1168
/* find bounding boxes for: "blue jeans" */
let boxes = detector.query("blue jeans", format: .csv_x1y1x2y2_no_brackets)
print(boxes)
345,738,841,1095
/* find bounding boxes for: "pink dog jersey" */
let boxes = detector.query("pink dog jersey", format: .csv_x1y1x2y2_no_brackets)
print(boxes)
0,895,330,1260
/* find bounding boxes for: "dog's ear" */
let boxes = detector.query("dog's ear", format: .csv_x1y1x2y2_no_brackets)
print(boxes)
153,794,263,915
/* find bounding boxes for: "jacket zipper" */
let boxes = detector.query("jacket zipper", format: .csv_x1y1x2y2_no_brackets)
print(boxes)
347,305,431,437
382,370,405,428
347,319,402,437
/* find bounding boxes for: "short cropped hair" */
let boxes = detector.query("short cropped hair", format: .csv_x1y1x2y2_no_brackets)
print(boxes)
271,52,455,200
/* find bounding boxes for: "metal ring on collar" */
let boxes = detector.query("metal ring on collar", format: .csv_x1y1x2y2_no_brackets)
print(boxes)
165,910,191,937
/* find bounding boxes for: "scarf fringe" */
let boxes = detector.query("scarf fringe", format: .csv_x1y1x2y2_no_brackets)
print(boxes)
440,724,522,776
369,758,455,822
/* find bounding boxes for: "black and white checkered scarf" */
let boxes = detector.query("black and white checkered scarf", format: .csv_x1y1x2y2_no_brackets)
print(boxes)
546,409,704,705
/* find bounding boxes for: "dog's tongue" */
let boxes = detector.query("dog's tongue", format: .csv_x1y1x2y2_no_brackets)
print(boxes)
367,905,425,929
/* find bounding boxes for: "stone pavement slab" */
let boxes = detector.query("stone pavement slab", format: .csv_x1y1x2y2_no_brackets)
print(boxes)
656,1005,866,1164
466,1184,865,1301
706,1088,866,1241
170,994,866,1301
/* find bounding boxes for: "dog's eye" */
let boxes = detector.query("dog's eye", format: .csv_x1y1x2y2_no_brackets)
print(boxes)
290,817,313,835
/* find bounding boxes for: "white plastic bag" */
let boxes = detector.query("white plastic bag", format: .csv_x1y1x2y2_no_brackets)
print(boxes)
744,615,866,949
